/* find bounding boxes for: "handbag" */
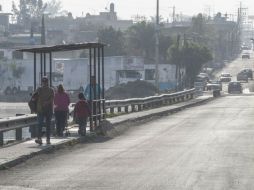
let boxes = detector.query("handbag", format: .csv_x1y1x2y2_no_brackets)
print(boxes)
28,92,38,113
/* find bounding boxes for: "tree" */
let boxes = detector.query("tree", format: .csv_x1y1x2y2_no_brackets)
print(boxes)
12,0,47,27
191,13,206,36
167,34,181,89
126,21,155,61
12,0,62,29
182,42,212,86
188,13,213,48
187,12,236,63
126,21,172,63
159,35,173,63
97,26,126,56
168,40,212,88
44,0,62,16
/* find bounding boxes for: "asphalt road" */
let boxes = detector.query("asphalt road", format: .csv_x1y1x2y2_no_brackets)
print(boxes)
0,94,254,190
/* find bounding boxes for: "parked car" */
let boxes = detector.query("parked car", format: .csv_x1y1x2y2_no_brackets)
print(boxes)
228,81,242,94
206,81,222,91
240,69,253,80
237,72,248,82
220,73,232,82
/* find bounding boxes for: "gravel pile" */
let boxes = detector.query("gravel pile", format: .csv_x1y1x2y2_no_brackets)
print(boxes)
105,80,158,100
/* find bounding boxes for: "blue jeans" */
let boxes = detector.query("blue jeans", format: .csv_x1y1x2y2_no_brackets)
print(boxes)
37,112,53,140
77,117,87,136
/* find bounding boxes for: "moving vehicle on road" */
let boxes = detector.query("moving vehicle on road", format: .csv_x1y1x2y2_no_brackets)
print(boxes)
219,73,232,82
206,80,222,91
242,53,250,59
228,81,242,94
241,44,251,50
237,72,248,82
195,74,209,91
240,69,253,80
198,72,210,82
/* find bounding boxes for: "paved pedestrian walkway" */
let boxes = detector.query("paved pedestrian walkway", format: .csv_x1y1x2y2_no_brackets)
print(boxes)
0,95,213,169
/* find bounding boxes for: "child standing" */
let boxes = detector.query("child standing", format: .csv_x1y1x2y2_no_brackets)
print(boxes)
74,92,91,136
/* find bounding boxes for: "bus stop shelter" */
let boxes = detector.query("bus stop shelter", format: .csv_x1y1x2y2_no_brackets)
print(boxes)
18,43,106,130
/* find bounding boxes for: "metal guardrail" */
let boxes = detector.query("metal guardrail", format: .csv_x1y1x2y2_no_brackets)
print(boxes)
0,114,38,146
105,89,195,114
0,89,195,146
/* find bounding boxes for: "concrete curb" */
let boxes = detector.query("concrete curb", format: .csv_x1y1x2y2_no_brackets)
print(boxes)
98,96,215,137
0,138,81,170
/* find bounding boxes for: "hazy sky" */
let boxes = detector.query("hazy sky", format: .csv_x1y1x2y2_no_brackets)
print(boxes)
1,0,253,20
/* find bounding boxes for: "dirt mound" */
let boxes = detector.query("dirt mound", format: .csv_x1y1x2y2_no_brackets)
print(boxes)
105,80,158,100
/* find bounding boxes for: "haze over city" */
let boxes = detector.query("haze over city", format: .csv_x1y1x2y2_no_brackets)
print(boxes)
2,0,254,188
1,0,253,20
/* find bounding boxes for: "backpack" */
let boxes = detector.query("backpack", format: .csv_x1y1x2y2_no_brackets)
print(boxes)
28,92,38,113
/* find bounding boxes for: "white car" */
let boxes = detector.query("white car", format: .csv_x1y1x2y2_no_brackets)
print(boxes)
199,73,210,81
219,73,232,82
206,81,222,91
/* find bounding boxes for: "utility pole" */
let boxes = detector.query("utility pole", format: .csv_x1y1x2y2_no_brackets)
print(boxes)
172,6,176,24
175,34,180,91
41,14,46,45
169,6,176,26
155,0,160,91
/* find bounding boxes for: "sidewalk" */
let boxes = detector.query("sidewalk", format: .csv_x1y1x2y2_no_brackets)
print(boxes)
0,95,213,170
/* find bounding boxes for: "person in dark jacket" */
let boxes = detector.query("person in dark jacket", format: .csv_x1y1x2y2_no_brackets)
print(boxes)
35,76,54,145
74,92,91,136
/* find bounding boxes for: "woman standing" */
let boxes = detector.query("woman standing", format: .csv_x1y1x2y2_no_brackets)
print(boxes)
54,84,70,137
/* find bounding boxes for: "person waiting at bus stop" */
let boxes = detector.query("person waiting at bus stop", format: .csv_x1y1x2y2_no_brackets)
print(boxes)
74,92,91,136
54,84,70,137
35,76,54,145
84,76,101,101
84,76,101,128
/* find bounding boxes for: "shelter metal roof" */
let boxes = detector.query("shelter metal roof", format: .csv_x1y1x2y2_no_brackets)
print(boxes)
17,42,106,53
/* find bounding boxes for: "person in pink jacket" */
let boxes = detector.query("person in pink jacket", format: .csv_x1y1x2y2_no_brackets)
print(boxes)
54,84,70,137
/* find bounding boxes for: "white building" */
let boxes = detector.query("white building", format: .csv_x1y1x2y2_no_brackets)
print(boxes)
0,52,178,95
